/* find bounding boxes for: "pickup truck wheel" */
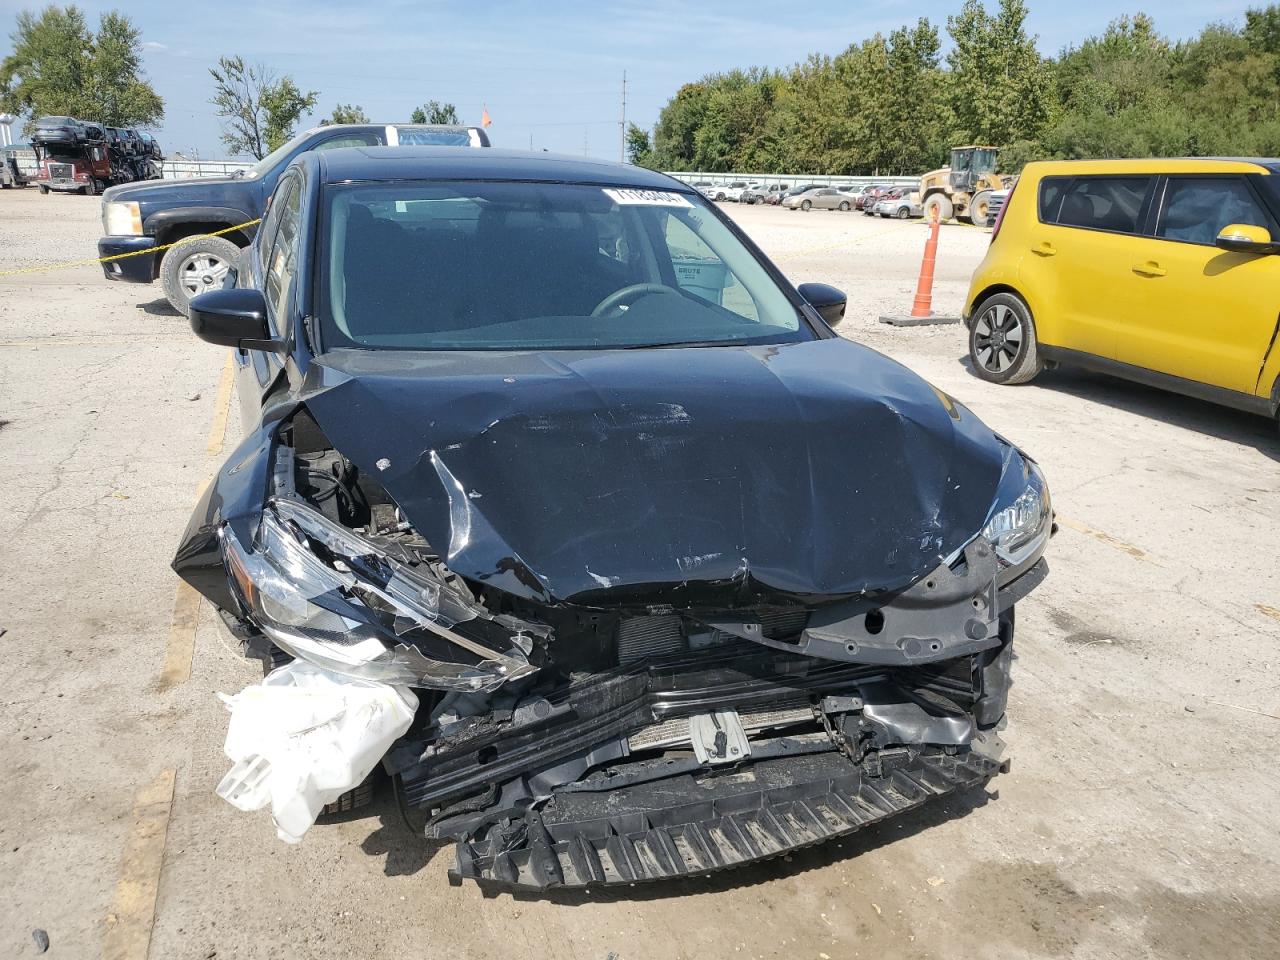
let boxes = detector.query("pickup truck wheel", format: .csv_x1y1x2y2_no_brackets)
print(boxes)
161,235,241,316
38,185,49,195
969,292,1043,385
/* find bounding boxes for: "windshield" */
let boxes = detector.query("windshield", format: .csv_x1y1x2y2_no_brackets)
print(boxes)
319,181,809,351
246,130,311,178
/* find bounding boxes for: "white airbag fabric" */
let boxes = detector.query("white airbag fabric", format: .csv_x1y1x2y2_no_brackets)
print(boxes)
215,661,417,842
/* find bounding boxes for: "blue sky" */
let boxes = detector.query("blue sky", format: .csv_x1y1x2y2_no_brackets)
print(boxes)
0,0,1262,159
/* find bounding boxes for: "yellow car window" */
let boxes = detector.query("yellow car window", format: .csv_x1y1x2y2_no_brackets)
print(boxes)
1157,178,1272,246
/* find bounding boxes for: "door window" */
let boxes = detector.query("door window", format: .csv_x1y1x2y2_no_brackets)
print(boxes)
1054,177,1152,234
265,179,303,321
1156,177,1274,246
256,176,296,274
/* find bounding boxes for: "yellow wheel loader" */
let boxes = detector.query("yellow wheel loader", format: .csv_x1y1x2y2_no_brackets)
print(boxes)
919,146,1009,224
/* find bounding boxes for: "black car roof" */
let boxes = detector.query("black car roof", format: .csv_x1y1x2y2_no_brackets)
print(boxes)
314,146,687,189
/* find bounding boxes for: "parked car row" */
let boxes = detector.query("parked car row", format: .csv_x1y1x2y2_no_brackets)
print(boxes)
692,180,924,217
867,186,922,219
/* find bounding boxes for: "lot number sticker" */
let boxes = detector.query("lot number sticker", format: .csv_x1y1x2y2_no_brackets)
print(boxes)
604,188,692,207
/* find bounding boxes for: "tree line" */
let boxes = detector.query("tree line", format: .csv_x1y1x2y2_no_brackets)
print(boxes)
1,4,459,158
628,1,1280,176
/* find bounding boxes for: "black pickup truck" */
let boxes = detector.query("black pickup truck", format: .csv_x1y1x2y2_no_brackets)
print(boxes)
97,123,489,314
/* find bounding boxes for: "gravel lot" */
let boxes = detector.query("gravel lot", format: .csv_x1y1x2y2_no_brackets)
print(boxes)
2,189,1278,960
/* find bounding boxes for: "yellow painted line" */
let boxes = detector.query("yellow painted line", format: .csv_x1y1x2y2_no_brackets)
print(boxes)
205,353,235,457
157,582,202,693
1257,604,1280,625
1057,516,1157,564
156,354,235,693
102,769,176,960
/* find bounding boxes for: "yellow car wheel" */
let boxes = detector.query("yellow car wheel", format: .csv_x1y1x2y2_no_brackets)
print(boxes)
969,293,1043,385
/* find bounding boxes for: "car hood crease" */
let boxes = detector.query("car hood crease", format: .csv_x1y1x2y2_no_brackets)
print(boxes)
297,338,1004,606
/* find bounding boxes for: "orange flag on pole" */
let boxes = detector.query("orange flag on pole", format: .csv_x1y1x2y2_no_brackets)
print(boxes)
481,105,492,128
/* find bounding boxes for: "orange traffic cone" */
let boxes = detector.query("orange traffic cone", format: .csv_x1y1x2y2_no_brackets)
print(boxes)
910,212,941,318
878,210,960,327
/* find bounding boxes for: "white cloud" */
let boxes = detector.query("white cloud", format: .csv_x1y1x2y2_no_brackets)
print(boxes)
142,40,168,50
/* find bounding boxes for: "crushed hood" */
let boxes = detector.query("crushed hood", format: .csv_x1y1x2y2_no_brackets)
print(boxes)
298,338,1004,606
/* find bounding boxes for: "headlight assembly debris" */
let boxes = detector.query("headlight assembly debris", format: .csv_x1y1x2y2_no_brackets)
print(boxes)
220,498,542,692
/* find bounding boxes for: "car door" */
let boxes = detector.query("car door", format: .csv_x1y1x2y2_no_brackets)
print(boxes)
1017,174,1156,360
1111,174,1280,394
235,173,299,431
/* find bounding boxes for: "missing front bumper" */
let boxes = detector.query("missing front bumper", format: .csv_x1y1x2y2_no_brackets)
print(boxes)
450,746,1001,890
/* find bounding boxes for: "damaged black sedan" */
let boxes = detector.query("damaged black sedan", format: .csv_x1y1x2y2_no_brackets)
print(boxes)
176,146,1051,890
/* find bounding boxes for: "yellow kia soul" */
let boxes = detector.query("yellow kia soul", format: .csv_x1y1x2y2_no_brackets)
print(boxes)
964,158,1280,425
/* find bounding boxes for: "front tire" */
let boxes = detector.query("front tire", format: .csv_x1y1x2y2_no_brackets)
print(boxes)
922,193,953,222
969,293,1043,385
971,190,994,227
160,234,242,317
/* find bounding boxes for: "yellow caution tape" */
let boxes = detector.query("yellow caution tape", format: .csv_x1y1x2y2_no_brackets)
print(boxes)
0,218,262,278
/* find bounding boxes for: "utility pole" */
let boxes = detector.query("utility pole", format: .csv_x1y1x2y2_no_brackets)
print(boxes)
619,70,627,162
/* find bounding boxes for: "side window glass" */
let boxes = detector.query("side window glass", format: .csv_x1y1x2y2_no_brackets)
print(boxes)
663,212,760,322
256,177,295,273
1038,177,1067,223
1056,177,1151,234
313,133,381,151
1157,177,1272,245
265,180,303,320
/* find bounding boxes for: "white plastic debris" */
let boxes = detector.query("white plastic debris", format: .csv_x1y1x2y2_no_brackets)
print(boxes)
215,661,417,843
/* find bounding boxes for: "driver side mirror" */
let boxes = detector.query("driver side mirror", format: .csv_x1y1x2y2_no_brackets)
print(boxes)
798,282,847,326
1215,223,1280,255
189,288,284,352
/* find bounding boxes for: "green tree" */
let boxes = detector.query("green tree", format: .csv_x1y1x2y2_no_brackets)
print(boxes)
0,5,163,129
947,0,1052,146
320,103,368,126
210,55,317,158
651,81,712,169
410,100,458,124
625,122,652,166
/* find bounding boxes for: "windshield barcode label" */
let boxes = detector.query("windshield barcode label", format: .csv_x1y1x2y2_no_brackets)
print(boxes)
604,188,692,207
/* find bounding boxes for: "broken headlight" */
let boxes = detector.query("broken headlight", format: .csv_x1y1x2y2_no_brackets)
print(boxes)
981,446,1051,582
219,499,540,691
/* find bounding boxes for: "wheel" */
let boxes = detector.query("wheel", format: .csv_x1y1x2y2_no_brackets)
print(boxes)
922,193,953,222
714,192,725,201
801,199,812,211
38,185,49,195
970,190,993,227
838,200,850,211
160,234,242,316
969,293,1043,385
896,206,910,220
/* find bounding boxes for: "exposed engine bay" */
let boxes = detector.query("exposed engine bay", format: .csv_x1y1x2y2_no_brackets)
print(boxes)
197,404,1049,890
